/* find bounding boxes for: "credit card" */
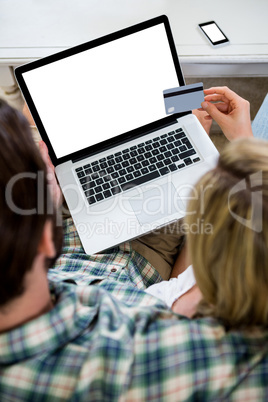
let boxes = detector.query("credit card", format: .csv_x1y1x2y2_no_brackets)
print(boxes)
163,82,204,114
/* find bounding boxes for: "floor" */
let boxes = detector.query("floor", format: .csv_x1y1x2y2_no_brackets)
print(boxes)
1,77,268,153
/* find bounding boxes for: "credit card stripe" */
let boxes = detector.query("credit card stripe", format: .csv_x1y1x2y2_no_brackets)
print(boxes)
164,86,203,98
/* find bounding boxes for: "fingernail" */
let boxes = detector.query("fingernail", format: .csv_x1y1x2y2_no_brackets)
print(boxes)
201,101,208,109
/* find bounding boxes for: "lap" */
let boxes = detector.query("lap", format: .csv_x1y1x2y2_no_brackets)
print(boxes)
131,219,185,280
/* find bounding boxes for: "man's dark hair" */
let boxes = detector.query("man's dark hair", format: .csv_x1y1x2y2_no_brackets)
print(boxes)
0,99,62,306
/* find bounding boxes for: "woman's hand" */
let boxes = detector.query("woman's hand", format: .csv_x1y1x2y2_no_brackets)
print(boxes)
200,86,253,141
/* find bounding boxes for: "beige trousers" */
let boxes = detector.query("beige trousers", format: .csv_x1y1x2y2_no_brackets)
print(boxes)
131,219,185,280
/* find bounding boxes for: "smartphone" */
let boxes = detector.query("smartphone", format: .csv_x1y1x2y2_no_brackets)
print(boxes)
198,21,229,46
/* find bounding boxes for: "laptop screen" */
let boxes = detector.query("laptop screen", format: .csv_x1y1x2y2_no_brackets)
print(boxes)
17,17,184,162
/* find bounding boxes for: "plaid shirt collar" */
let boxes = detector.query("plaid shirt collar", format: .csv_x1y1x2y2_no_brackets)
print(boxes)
0,279,167,366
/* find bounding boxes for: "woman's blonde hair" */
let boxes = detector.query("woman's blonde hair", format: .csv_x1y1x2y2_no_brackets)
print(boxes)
186,138,268,329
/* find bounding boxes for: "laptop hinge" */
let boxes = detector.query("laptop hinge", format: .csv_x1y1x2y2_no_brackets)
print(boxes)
72,113,191,164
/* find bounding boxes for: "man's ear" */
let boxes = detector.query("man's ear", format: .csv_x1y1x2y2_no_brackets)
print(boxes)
38,220,56,258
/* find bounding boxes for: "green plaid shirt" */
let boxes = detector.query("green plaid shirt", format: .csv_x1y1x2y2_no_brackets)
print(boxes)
0,218,268,401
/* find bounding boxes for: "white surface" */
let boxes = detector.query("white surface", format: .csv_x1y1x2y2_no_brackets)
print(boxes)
0,0,268,81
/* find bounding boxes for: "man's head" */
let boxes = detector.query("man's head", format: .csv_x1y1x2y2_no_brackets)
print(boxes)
186,138,268,328
0,99,62,307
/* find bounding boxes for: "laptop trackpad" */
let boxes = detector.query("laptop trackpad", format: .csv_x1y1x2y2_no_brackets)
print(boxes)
129,182,185,226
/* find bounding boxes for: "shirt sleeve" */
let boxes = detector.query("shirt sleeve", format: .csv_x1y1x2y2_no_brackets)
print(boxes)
145,265,196,307
48,217,162,291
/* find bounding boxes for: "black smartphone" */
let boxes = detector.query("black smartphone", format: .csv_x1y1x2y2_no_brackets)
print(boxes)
198,21,229,46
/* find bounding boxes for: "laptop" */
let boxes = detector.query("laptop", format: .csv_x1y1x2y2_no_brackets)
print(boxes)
15,15,219,254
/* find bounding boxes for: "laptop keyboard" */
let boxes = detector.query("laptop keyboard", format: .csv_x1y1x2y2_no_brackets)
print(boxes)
75,128,200,205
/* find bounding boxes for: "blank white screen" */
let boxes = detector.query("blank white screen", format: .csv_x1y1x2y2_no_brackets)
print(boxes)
22,23,179,159
202,23,226,42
